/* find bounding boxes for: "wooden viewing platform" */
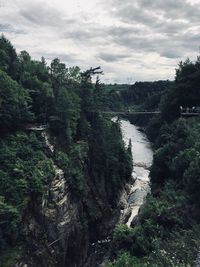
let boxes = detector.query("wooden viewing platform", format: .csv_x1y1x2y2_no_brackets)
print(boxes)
26,124,48,131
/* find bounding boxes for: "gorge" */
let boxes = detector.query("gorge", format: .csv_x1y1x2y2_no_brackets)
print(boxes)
1,36,200,267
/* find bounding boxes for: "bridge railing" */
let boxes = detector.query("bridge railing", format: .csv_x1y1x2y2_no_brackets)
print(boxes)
180,106,200,115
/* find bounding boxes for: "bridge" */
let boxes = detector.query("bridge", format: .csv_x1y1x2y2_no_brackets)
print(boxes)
101,111,160,115
101,107,200,117
181,112,200,116
25,107,200,133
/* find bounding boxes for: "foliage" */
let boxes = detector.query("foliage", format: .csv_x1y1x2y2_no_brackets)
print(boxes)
0,132,55,249
88,115,132,204
0,246,22,267
0,35,19,79
56,142,88,196
110,55,200,267
0,36,133,265
106,252,148,267
0,70,33,129
121,80,172,106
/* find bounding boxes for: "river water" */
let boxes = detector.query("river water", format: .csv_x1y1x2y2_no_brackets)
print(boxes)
84,118,154,266
120,119,153,227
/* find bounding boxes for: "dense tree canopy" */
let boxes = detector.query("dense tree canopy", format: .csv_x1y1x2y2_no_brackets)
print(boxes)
0,37,132,265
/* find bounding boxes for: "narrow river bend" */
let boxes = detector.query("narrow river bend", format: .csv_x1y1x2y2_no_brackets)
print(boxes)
120,118,153,227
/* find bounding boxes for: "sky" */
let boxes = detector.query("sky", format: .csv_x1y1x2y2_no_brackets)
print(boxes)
0,0,200,83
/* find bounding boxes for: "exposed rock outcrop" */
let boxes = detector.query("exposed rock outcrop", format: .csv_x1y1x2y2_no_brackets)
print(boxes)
20,131,121,267
19,132,89,267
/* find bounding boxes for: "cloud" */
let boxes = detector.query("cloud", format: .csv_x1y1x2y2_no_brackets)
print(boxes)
0,23,25,34
0,24,12,32
160,50,182,59
102,0,200,61
19,3,61,26
0,0,199,83
98,52,128,62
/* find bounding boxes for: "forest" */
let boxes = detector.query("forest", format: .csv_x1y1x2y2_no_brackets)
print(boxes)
0,35,132,266
0,34,200,267
107,57,200,266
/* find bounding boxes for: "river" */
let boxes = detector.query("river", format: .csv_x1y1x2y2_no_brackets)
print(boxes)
84,118,153,266
120,118,153,227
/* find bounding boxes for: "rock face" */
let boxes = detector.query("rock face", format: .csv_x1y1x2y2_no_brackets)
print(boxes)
118,183,132,224
21,131,120,267
41,162,88,267
20,132,89,267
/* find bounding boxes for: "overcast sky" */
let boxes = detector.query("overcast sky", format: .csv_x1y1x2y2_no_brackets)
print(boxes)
0,0,200,83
